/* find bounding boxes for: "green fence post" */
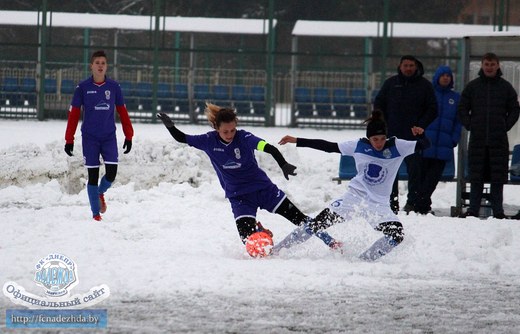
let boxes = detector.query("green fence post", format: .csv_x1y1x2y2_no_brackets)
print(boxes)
37,0,48,121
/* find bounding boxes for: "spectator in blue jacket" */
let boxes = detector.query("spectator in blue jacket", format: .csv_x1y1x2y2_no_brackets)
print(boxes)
414,65,462,214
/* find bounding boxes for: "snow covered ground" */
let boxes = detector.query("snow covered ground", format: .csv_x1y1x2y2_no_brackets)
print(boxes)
1,119,520,333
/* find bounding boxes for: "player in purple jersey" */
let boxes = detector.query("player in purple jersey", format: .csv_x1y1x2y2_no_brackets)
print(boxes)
275,110,430,261
64,50,134,221
157,103,342,256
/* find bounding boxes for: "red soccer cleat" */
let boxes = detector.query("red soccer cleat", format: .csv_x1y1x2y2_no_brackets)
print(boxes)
329,240,344,253
93,214,102,221
256,221,273,238
99,194,107,214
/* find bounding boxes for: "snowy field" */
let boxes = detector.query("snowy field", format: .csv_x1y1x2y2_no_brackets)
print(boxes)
1,119,520,333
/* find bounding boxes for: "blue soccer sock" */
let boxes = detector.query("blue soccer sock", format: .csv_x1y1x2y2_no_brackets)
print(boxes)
87,184,101,216
359,236,400,261
98,176,112,195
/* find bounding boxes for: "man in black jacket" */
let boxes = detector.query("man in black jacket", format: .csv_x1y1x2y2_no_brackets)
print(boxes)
458,52,520,219
374,55,438,214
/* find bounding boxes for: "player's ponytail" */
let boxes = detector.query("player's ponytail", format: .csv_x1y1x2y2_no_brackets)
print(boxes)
204,103,237,129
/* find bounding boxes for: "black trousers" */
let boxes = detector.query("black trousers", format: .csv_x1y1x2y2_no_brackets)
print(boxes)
469,182,504,216
390,153,421,210
468,146,505,216
415,157,446,214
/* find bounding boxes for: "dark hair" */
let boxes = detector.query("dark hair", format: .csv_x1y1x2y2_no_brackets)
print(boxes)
204,103,237,129
90,50,108,64
365,109,387,138
482,52,499,63
364,109,384,124
399,55,418,64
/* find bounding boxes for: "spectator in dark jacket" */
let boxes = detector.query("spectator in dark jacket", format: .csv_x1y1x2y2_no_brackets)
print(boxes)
374,55,438,214
415,65,462,214
458,52,520,219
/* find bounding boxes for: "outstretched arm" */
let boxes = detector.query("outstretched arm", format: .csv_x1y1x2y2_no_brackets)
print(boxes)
279,135,340,153
261,142,297,180
157,113,187,143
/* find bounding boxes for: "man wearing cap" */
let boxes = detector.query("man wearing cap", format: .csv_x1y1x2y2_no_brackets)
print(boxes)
374,55,438,214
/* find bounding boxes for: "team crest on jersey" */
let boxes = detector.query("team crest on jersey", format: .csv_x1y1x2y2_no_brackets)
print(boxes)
363,162,387,185
105,90,111,100
382,148,392,159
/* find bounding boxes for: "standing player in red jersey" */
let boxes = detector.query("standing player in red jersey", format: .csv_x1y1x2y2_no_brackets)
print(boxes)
64,50,134,221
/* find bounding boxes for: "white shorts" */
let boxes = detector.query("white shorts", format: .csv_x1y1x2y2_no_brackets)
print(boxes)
328,188,399,229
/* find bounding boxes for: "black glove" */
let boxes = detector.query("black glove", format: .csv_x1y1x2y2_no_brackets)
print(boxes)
281,163,297,180
157,112,175,128
123,139,132,154
64,143,74,156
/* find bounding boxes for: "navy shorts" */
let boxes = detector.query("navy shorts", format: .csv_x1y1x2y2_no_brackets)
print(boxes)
82,133,118,168
228,183,286,220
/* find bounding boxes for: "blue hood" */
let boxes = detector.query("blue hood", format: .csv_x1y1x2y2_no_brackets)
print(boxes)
432,65,454,91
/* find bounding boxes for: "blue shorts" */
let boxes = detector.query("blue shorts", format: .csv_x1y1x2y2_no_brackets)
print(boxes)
228,183,286,220
82,133,118,168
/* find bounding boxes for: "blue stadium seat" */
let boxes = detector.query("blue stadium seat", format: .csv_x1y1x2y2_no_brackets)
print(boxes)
338,155,357,180
350,88,367,118
295,87,312,102
294,87,313,117
44,78,57,94
332,88,349,116
135,82,152,97
60,79,75,95
20,77,36,93
20,77,37,106
231,85,251,114
119,81,134,96
157,82,173,111
135,82,153,110
313,88,331,116
231,85,247,100
510,144,520,183
213,85,230,102
157,82,173,99
1,77,20,106
173,83,189,113
1,77,18,92
194,84,211,100
173,83,188,99
119,81,138,110
193,84,211,111
250,86,265,115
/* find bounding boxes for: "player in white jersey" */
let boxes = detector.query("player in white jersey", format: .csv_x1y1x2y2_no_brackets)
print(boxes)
273,109,430,260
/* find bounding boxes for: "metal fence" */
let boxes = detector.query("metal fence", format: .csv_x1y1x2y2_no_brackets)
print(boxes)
0,59,380,128
0,18,463,128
